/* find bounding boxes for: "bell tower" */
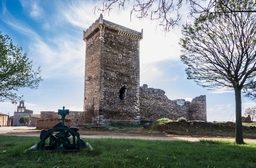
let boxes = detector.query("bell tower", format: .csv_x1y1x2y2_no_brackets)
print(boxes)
17,100,25,112
83,15,143,124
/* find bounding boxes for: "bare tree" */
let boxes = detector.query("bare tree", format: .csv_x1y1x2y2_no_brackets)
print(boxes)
180,0,256,144
97,0,256,31
244,80,256,100
244,107,256,121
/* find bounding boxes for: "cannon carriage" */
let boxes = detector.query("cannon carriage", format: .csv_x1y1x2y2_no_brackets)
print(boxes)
37,107,85,152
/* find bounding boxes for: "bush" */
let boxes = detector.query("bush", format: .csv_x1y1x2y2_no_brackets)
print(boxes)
177,117,187,123
153,118,172,125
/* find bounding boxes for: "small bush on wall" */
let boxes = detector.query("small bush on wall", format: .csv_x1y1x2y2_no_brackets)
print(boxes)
177,117,187,123
153,118,172,125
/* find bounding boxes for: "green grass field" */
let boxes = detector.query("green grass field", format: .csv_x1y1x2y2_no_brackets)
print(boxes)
1,135,256,168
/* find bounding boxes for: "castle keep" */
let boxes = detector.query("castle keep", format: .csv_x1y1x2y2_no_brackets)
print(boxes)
83,15,142,124
36,15,207,128
82,15,207,124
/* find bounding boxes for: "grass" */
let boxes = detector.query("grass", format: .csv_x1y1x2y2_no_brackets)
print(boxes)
109,123,143,131
243,122,256,127
1,135,256,167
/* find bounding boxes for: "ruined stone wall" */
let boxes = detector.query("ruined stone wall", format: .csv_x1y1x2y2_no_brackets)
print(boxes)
139,84,207,121
139,84,190,121
40,111,59,119
37,111,84,129
189,95,207,121
36,119,73,129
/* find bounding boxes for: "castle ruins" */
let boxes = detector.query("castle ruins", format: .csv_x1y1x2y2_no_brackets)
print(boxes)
82,15,207,124
37,15,207,128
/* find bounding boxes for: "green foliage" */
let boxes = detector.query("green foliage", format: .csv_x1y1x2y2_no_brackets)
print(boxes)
19,117,25,125
243,122,256,127
0,31,42,103
1,135,256,167
177,117,187,123
23,115,30,124
18,116,30,125
153,118,172,125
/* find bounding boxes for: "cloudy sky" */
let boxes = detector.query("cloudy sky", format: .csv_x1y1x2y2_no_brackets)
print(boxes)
0,0,255,121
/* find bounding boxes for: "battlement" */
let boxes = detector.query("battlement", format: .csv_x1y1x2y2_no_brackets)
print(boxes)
83,14,143,41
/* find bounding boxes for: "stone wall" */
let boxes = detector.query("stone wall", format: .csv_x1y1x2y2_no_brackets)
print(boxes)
189,95,207,121
37,85,206,128
139,84,207,121
36,119,73,129
37,111,84,129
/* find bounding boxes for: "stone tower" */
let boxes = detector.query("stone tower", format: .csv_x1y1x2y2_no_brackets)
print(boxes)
83,15,143,124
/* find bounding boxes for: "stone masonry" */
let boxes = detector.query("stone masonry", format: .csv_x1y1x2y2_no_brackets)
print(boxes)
40,111,84,124
36,111,84,129
140,84,206,121
37,17,207,127
83,14,142,124
82,15,207,124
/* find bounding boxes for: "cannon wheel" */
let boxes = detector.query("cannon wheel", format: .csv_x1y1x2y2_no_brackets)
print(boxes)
38,125,83,151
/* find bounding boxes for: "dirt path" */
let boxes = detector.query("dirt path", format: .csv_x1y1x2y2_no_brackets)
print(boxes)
1,126,256,143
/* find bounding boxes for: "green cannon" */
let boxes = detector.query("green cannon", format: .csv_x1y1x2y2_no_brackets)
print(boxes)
37,107,85,152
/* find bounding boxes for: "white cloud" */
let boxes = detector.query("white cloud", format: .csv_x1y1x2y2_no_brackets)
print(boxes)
47,1,184,88
1,5,85,79
1,8,39,38
42,22,50,30
141,63,164,84
56,1,98,29
207,104,235,122
54,1,183,79
0,102,16,115
210,88,234,94
242,101,256,114
27,32,85,78
20,0,43,19
166,76,179,81
56,0,183,64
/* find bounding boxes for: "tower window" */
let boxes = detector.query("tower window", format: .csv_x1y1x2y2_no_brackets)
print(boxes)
119,85,127,100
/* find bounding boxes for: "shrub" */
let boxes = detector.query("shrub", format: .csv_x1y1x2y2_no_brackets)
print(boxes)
177,117,187,123
153,118,172,125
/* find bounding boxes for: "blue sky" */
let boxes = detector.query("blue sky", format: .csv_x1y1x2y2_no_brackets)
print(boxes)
0,0,255,121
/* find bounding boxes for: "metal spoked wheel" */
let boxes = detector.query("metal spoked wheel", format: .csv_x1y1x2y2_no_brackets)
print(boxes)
37,123,85,152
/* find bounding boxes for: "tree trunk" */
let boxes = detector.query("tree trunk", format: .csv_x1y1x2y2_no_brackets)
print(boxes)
234,88,244,144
